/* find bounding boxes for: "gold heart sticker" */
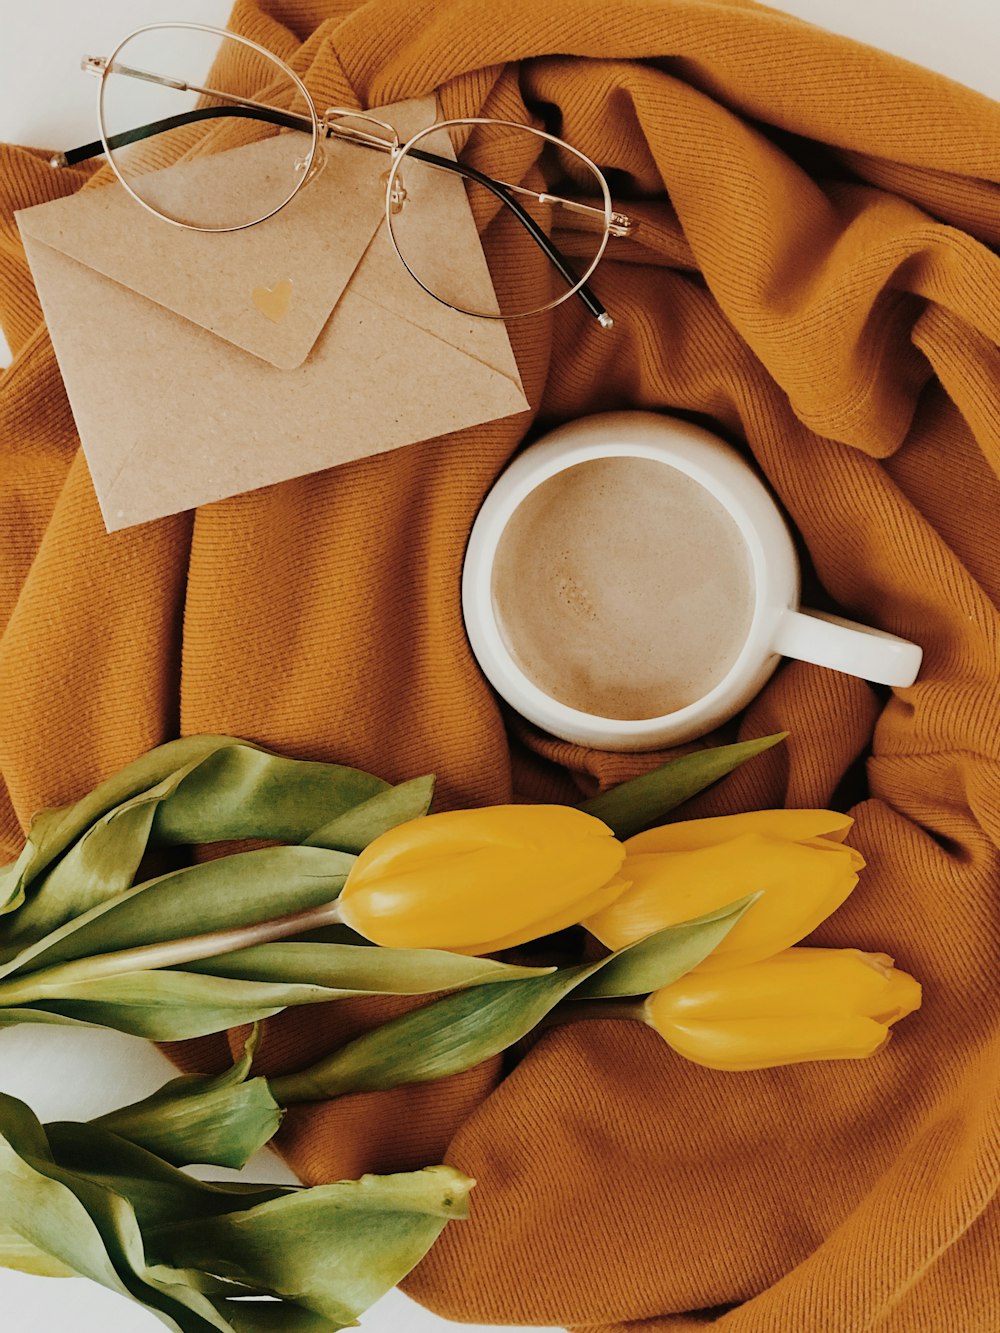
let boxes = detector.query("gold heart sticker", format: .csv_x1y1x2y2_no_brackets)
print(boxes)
252,278,293,324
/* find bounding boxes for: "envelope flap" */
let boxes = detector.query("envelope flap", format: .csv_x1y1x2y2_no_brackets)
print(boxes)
15,97,439,371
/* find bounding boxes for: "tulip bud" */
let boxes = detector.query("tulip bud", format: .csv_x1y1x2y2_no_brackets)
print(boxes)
338,805,627,954
644,947,922,1070
584,809,864,971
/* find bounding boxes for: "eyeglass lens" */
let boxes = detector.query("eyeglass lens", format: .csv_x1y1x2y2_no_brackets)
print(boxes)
99,25,315,230
389,119,611,319
99,26,610,316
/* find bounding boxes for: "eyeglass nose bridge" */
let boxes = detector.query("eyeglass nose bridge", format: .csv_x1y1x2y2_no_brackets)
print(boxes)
320,107,401,157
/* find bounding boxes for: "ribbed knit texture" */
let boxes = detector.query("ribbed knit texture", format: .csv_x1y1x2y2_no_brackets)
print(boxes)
2,1,999,1329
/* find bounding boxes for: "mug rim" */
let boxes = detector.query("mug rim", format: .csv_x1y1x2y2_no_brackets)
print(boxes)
462,412,800,746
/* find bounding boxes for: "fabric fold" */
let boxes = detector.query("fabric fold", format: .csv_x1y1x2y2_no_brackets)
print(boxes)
1,1,998,1329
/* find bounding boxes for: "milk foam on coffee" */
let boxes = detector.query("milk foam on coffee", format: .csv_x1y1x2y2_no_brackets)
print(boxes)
490,456,756,720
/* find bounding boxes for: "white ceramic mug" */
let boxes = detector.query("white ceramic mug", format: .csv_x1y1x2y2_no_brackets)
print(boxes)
462,411,922,751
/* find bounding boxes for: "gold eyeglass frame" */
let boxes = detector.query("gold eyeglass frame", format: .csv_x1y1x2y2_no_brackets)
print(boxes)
53,21,639,328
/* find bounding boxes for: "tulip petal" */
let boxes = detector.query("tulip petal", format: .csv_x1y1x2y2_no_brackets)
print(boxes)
625,809,854,855
339,806,625,951
585,834,860,968
452,876,631,956
798,836,866,872
646,949,923,1023
654,1014,891,1070
351,806,612,876
643,947,921,1070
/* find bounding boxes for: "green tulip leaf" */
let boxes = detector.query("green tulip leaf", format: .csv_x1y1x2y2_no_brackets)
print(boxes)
92,1027,282,1168
0,836,37,917
303,774,435,854
0,735,249,914
270,970,590,1103
0,932,550,1043
270,900,748,1103
153,1166,472,1330
0,736,426,948
0,1005,106,1030
0,845,354,983
148,744,389,847
4,756,221,948
118,1070,279,1170
183,940,552,991
9,970,345,1041
1,812,65,915
42,1120,291,1233
12,1101,472,1333
0,1094,239,1332
572,895,760,998
0,1128,155,1302
579,733,787,839
12,966,521,1042
212,1307,333,1333
0,1228,77,1278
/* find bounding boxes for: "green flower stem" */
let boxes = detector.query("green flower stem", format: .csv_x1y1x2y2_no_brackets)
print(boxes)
0,899,347,1005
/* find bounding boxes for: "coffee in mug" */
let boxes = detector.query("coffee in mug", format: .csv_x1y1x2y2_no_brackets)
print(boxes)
462,411,923,751
491,456,756,719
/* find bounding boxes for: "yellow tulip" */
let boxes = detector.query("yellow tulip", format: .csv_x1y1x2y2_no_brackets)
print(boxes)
644,948,922,1070
584,809,864,971
337,805,627,954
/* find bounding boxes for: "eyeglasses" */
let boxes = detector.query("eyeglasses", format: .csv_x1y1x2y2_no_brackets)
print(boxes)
51,21,638,326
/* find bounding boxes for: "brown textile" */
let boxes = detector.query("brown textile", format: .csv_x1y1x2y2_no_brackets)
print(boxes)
2,1,999,1329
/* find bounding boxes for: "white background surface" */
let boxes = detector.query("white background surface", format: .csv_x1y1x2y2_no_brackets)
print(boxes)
0,1,996,1330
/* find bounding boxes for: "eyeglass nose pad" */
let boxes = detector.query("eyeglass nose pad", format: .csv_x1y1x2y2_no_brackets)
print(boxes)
294,143,327,185
381,168,407,214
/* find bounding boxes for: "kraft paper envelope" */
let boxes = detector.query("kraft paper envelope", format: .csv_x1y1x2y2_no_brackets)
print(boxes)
16,96,528,530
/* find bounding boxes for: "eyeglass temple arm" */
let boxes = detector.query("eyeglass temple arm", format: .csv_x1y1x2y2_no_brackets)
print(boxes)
51,104,313,169
64,67,634,237
54,106,614,326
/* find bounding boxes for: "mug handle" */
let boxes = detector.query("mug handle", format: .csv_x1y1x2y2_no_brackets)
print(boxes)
772,608,922,686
